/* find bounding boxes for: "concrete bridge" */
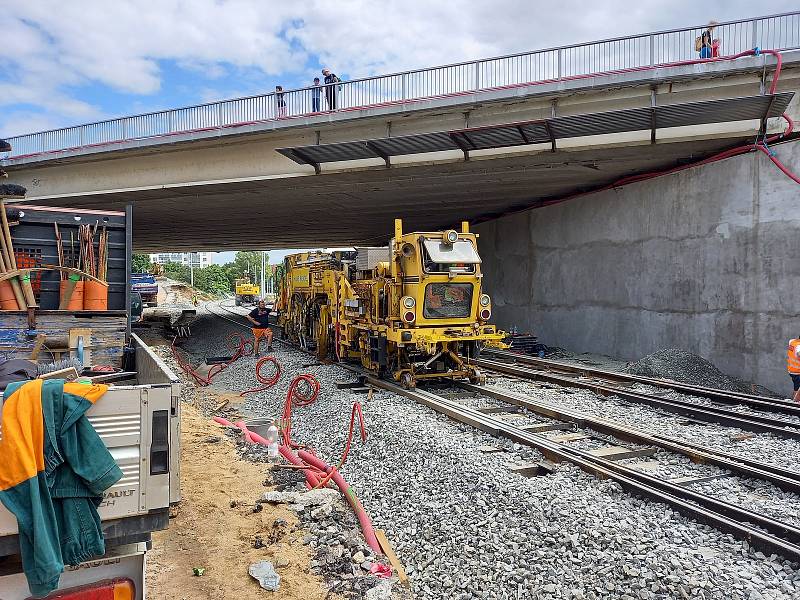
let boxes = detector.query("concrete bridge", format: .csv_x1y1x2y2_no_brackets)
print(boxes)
3,12,800,394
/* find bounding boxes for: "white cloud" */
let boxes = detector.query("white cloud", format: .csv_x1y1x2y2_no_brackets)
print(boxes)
1,0,797,136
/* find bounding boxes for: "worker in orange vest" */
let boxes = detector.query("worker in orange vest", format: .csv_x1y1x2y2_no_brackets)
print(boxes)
788,337,800,402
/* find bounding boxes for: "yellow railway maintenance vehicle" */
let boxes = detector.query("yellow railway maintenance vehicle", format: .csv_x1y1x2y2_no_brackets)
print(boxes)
234,278,261,306
276,219,505,388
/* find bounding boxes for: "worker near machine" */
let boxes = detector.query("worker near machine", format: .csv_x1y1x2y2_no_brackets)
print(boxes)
788,336,800,402
246,299,274,354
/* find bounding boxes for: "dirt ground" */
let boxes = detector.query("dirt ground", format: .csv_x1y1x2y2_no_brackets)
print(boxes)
145,399,332,599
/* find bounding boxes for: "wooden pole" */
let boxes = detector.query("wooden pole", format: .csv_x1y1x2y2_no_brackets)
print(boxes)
0,202,26,309
0,200,35,307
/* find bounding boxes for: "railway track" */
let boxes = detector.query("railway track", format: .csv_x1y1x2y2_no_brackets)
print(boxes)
364,377,800,562
200,300,800,561
473,354,800,440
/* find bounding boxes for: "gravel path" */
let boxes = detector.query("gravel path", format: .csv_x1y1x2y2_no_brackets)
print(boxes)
167,307,800,599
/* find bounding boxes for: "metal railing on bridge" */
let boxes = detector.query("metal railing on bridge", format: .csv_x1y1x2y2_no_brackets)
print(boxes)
3,11,800,160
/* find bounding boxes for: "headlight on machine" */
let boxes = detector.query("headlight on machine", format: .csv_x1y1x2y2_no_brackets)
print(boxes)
479,294,491,307
444,230,459,244
402,296,416,309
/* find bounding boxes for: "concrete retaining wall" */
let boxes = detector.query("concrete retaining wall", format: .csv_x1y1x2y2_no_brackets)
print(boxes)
476,139,800,395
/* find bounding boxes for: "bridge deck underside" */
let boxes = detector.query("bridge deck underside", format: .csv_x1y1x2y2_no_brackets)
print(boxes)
29,137,754,251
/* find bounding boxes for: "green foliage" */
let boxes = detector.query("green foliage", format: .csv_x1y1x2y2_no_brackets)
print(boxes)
131,253,151,273
160,252,270,297
163,261,188,282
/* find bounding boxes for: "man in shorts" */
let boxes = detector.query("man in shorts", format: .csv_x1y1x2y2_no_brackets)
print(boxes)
246,300,274,355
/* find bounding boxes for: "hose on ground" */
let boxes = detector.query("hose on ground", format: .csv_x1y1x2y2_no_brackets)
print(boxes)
240,356,282,396
171,331,253,386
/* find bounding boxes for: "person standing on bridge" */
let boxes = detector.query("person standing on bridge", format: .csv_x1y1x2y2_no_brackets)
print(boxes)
788,336,800,402
697,21,718,59
322,68,341,111
311,77,322,112
275,85,287,118
246,300,274,355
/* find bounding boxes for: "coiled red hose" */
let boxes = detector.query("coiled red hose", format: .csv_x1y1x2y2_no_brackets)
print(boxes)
172,331,253,386
531,48,799,212
240,356,282,396
280,375,322,448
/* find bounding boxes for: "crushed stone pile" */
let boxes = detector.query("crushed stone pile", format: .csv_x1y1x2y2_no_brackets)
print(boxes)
625,348,777,396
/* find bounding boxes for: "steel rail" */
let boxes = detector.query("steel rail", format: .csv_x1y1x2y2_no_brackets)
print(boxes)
474,357,800,440
459,382,800,495
201,300,800,559
365,377,800,561
485,347,799,415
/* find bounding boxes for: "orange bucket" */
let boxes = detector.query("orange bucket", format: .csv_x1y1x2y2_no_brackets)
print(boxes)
83,280,109,311
60,278,85,311
0,280,19,310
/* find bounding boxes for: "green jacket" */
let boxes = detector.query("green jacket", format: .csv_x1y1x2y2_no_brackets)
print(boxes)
0,379,122,597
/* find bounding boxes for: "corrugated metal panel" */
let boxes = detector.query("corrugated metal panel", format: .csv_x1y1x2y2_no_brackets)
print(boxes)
550,107,652,139
656,92,793,128
370,132,457,156
275,93,794,166
458,125,526,150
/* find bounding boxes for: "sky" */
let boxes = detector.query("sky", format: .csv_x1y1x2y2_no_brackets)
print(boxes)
2,0,796,258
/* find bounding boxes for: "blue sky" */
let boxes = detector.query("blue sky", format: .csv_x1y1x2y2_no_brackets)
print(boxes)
4,1,795,139
2,1,796,253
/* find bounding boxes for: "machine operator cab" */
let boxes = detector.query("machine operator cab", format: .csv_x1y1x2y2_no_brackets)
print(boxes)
390,219,492,330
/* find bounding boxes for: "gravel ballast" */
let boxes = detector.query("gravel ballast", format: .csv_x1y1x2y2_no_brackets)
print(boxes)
164,307,800,599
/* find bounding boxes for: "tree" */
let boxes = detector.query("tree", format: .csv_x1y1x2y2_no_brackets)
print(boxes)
131,254,151,273
163,261,188,283
194,265,231,294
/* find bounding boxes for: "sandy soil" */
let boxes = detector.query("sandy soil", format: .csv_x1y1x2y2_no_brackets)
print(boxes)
145,400,331,599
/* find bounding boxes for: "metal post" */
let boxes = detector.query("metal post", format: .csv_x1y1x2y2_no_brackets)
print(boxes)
649,35,655,65
557,49,563,79
752,18,758,48
125,203,133,341
474,61,480,92
189,254,194,287
260,251,266,300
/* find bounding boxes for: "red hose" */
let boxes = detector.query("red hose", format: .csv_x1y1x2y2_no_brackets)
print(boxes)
240,356,282,395
298,449,382,554
172,331,253,386
524,49,800,213
213,371,381,556
311,402,367,491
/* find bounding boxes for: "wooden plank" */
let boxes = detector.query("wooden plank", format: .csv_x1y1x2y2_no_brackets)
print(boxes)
520,422,573,433
509,461,556,477
587,446,658,461
375,529,408,586
550,432,590,443
29,334,46,359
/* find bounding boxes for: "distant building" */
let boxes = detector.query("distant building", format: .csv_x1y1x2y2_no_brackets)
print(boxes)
150,252,213,268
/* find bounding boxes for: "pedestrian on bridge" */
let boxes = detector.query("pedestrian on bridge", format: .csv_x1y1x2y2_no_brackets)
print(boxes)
697,21,718,59
311,77,322,112
275,85,287,118
322,68,341,110
788,336,800,402
247,300,274,355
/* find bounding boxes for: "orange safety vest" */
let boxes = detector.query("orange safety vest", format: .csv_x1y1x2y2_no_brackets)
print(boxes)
788,339,800,374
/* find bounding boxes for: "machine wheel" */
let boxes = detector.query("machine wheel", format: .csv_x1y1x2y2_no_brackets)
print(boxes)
400,372,416,389
469,370,486,385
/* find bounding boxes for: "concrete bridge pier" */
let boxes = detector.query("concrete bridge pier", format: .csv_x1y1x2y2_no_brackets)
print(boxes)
476,139,800,395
